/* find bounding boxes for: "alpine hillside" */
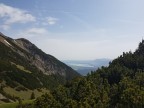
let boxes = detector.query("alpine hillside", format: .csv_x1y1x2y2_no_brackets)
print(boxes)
0,32,80,103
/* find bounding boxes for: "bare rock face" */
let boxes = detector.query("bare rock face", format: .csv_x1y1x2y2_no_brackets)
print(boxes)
0,33,80,80
0,93,6,100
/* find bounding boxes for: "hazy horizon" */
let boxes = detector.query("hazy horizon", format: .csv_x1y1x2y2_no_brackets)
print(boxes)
0,0,144,60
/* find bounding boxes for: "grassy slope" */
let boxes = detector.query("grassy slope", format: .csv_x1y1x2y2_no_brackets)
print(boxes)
3,87,49,100
0,100,33,108
0,102,18,108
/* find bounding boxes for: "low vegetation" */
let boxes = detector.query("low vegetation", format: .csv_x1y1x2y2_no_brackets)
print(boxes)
0,100,33,108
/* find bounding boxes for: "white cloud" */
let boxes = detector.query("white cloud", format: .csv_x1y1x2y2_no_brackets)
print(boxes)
26,28,47,34
0,3,36,29
17,28,48,38
46,17,59,25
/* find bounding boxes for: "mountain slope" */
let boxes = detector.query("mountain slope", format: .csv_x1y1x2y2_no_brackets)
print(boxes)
0,32,80,102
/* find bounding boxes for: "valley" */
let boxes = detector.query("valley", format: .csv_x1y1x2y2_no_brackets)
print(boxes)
0,1,144,107
63,59,111,75
0,32,144,108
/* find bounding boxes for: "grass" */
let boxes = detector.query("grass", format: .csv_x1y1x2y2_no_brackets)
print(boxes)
0,100,34,108
16,65,32,73
0,102,18,108
3,87,49,100
11,62,32,73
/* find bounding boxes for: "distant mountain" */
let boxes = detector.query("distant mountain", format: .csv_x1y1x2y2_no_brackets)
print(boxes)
63,59,111,75
0,32,80,102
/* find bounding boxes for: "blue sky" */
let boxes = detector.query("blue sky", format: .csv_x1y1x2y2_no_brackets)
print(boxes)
0,0,144,60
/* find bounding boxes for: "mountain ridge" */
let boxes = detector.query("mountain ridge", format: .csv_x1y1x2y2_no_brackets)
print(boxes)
0,32,80,102
0,33,80,78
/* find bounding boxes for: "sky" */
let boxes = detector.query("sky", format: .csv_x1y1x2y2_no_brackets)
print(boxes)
0,0,144,60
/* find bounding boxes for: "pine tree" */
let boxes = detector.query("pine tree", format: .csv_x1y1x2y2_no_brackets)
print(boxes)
30,92,35,99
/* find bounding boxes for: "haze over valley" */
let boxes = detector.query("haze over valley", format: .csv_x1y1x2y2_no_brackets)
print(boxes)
63,59,111,75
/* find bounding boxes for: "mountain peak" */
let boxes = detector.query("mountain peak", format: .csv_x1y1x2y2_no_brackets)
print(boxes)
16,38,31,44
